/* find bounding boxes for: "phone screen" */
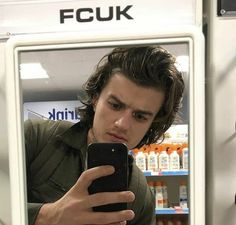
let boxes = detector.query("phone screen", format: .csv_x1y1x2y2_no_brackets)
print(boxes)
87,142,128,212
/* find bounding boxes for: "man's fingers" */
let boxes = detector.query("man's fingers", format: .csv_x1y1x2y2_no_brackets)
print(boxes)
84,210,135,224
107,221,127,225
87,191,135,208
72,165,115,192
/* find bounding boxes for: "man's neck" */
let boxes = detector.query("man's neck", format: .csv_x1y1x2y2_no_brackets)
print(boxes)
87,128,97,145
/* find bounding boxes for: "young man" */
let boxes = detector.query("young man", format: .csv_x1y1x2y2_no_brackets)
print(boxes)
24,46,184,225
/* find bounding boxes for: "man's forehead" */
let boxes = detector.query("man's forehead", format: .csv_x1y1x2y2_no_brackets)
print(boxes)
103,73,165,111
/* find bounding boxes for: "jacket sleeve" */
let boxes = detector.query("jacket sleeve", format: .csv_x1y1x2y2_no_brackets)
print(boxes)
128,161,156,225
27,203,43,225
24,119,71,225
24,119,47,225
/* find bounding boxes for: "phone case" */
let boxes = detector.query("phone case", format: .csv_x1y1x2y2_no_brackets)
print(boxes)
87,142,128,212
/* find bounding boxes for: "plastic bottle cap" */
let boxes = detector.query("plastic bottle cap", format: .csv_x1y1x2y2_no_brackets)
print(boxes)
155,181,162,186
180,180,187,185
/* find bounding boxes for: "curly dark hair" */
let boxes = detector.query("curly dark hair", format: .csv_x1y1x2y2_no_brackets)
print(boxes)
78,45,184,148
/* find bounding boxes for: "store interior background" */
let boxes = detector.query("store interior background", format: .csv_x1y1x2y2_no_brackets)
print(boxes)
1,0,236,224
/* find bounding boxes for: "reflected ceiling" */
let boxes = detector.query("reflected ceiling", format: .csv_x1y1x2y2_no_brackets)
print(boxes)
20,43,188,102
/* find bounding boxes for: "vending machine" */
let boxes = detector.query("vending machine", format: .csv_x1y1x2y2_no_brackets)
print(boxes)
0,1,204,225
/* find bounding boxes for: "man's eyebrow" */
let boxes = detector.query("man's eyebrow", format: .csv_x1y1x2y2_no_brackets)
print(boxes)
109,95,154,117
109,95,125,106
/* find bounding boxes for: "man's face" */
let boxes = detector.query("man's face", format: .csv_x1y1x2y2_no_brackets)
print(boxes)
91,73,165,149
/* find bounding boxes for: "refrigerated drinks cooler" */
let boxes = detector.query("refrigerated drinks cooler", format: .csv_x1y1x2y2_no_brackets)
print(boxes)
5,28,205,225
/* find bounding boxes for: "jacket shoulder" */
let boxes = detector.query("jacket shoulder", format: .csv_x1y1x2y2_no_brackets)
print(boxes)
24,119,74,162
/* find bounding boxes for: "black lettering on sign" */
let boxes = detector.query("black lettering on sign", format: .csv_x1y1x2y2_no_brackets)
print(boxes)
60,9,74,23
59,5,133,23
76,8,93,22
116,5,133,20
96,6,113,21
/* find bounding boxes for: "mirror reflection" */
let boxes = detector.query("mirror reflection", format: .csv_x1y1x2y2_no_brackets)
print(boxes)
20,43,189,225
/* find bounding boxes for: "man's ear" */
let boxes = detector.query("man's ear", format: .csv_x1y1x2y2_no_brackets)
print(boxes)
92,96,98,111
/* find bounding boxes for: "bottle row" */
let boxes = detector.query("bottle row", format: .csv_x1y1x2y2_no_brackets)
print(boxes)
132,143,188,172
156,217,187,225
148,180,188,209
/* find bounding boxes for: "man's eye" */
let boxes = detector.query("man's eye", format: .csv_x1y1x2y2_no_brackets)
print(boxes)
108,101,122,110
133,113,147,122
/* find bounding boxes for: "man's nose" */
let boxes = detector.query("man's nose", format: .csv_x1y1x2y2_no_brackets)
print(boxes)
114,111,132,130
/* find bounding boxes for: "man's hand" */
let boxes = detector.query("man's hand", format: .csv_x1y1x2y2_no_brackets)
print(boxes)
35,165,135,225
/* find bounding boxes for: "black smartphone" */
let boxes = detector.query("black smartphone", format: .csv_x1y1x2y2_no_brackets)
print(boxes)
87,142,128,212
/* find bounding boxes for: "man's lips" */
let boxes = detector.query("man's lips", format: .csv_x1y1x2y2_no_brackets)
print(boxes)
107,132,128,142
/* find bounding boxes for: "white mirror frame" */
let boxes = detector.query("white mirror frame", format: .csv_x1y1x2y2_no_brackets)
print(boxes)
6,26,205,225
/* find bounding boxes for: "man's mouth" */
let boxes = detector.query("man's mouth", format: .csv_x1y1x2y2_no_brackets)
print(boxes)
107,132,128,143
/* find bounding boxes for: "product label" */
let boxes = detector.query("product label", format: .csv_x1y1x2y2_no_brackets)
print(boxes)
148,154,158,172
182,154,188,169
135,156,146,171
159,155,169,170
155,186,164,208
179,185,188,208
170,155,180,170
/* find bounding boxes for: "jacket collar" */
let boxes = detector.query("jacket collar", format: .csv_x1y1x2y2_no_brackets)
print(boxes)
60,121,89,152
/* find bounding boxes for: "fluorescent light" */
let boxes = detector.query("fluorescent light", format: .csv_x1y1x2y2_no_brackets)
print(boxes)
20,63,49,79
175,55,189,72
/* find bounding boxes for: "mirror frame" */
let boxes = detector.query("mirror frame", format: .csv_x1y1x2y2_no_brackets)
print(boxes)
5,27,205,225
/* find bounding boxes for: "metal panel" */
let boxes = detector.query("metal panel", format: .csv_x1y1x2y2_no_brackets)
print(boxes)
218,0,236,16
0,41,12,225
205,0,236,224
0,0,197,35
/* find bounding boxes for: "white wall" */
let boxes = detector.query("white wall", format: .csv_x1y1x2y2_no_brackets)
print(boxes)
0,41,12,225
205,1,236,225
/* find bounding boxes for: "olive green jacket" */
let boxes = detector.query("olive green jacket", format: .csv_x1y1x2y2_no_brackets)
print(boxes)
24,119,155,225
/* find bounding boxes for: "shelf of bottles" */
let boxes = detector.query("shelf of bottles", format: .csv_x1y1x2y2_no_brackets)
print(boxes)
131,138,189,217
143,169,189,216
156,207,189,215
144,170,188,177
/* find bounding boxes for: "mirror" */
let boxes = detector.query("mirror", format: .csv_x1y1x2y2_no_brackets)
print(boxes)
8,35,198,225
20,44,189,124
